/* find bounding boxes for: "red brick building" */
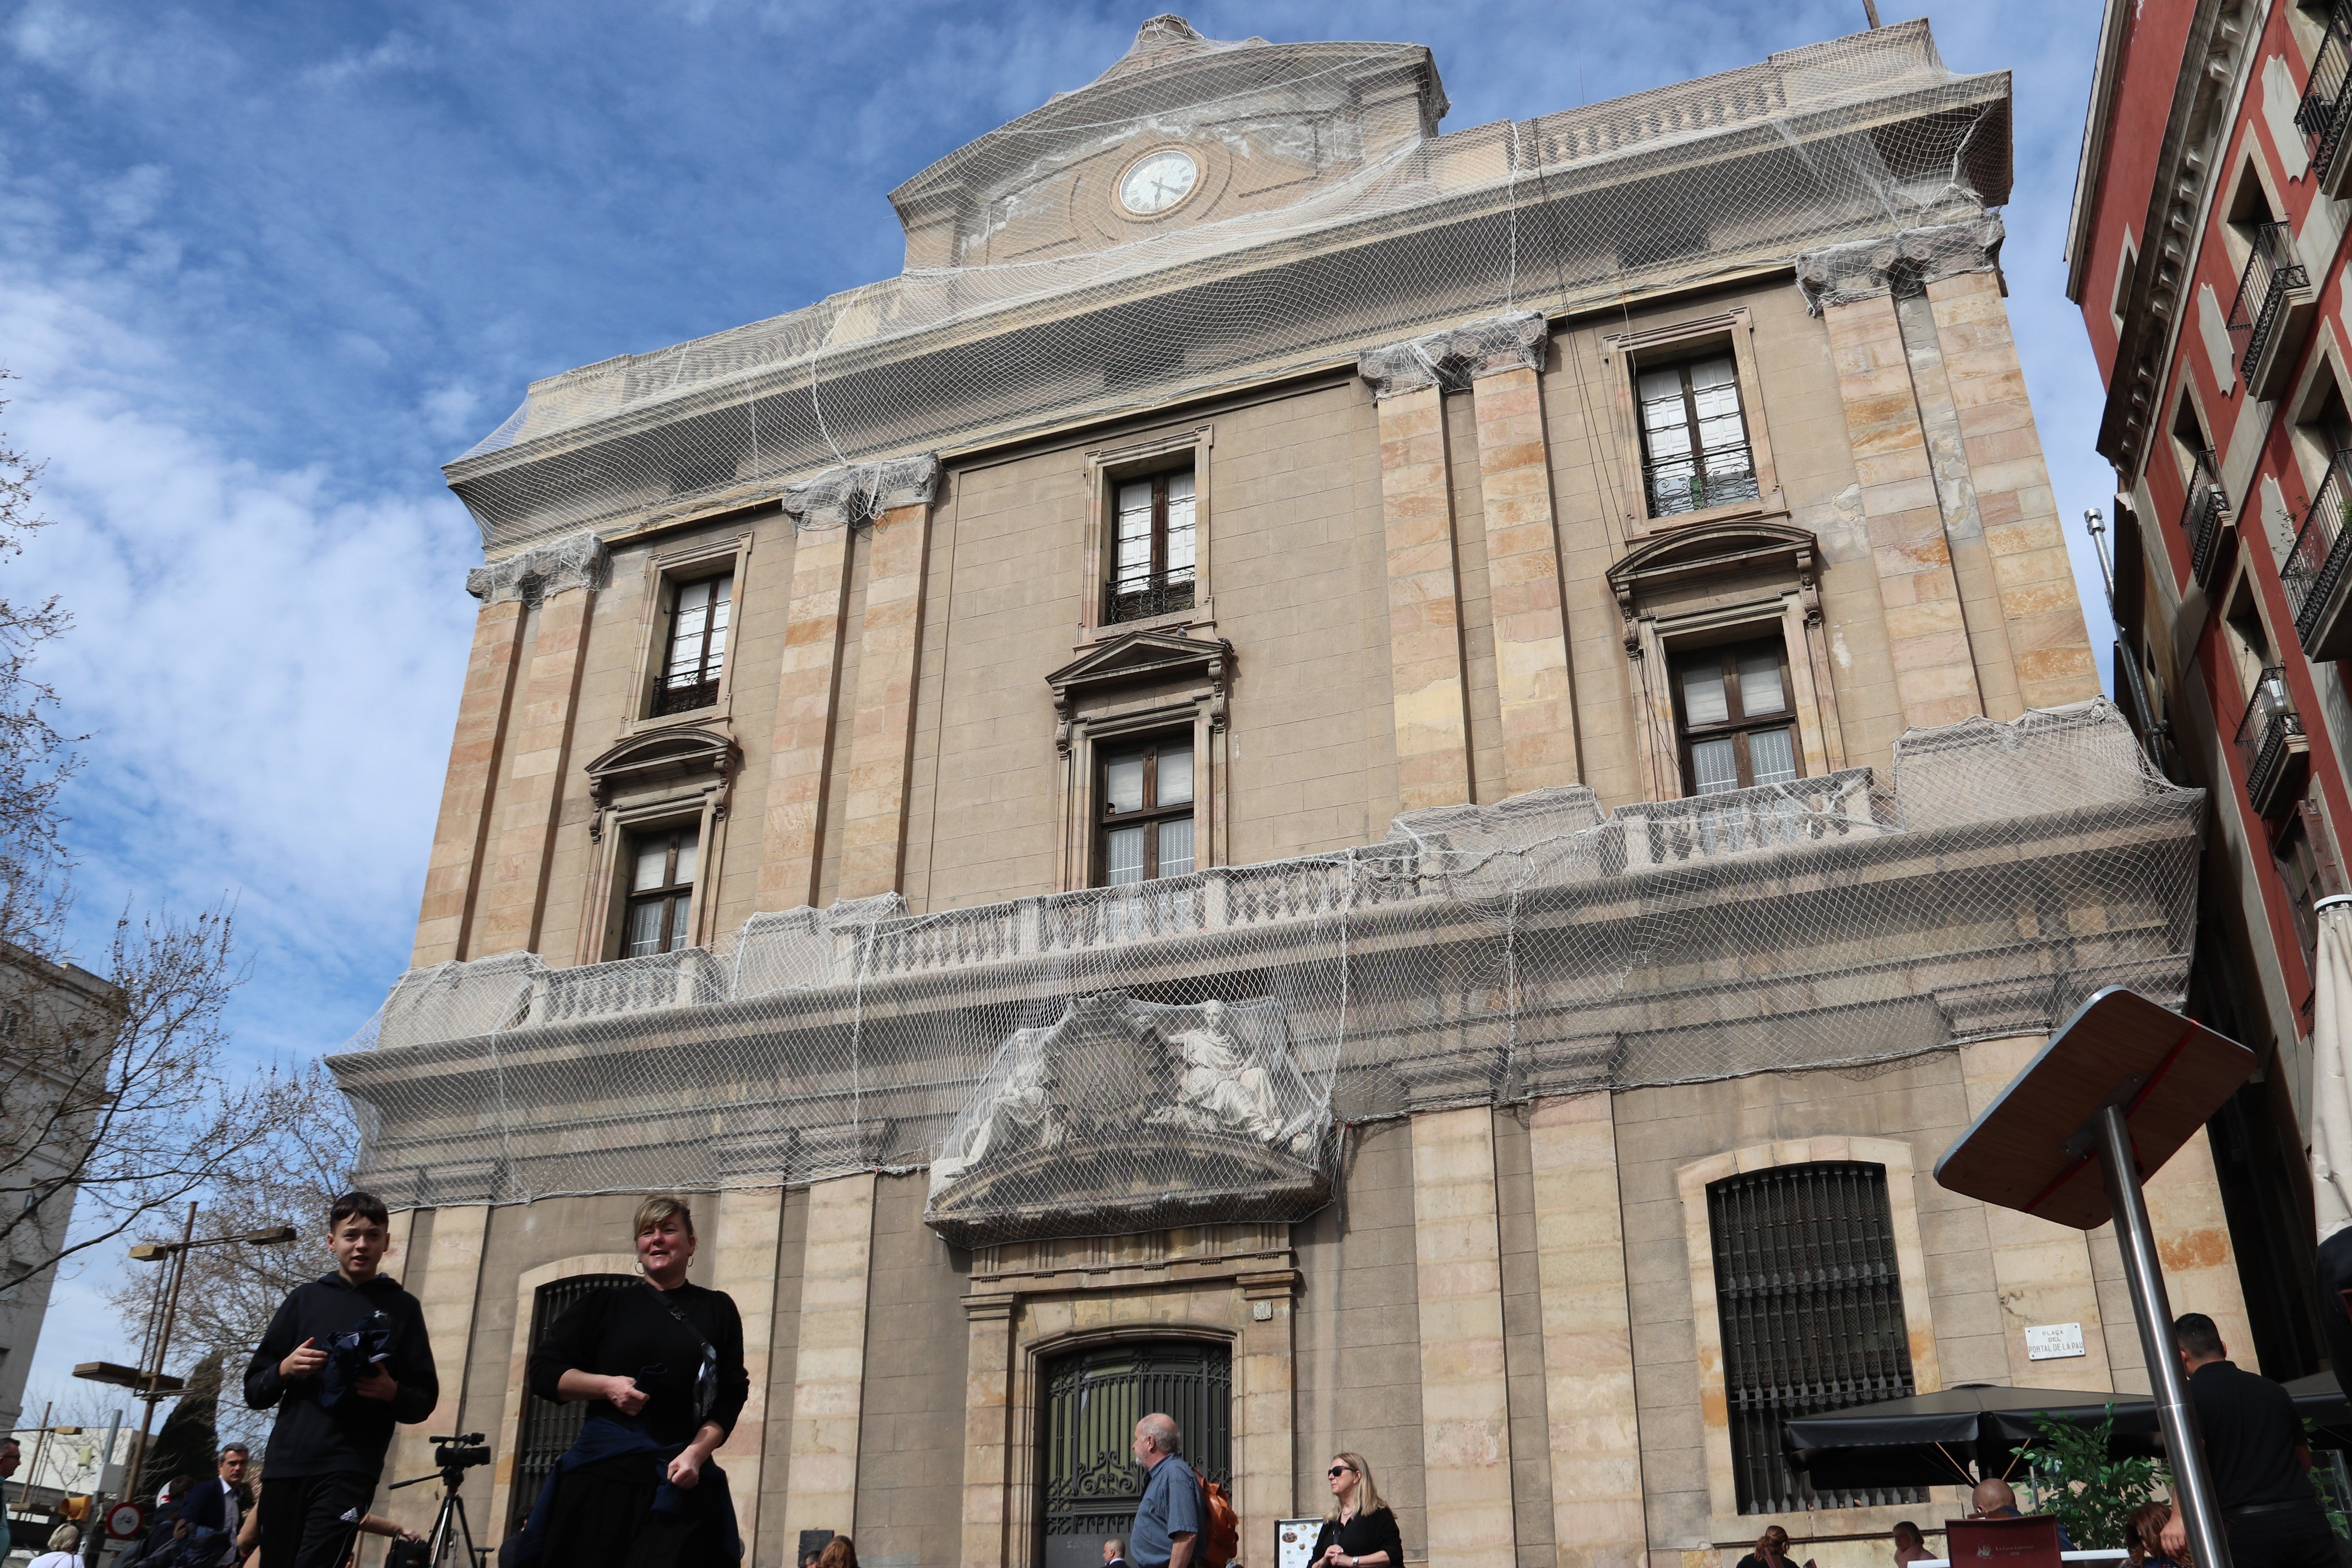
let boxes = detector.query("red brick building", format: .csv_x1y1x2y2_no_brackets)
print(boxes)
2071,0,2352,1373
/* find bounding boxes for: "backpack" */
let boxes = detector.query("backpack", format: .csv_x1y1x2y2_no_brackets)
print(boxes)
1196,1476,1239,1568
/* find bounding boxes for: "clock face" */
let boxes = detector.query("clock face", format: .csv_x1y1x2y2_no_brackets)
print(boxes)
1119,149,1199,216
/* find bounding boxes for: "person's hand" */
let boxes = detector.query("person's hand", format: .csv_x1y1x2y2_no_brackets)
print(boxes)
279,1337,328,1381
354,1365,400,1402
397,1529,424,1544
667,1446,707,1489
606,1375,649,1416
2160,1512,2187,1560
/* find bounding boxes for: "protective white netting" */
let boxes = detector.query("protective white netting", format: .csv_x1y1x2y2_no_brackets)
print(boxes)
333,704,2202,1245
442,17,2012,550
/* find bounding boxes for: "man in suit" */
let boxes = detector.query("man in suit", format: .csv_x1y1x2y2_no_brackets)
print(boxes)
173,1445,252,1566
1104,1539,1132,1568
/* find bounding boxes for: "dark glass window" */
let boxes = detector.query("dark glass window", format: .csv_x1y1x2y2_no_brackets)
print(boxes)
507,1274,636,1533
1038,1341,1230,1568
1107,468,1196,623
1671,638,1799,796
654,573,731,715
1708,1162,1923,1514
1097,736,1195,886
1637,353,1758,518
623,824,698,957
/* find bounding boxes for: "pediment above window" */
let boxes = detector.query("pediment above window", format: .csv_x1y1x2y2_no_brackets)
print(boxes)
1048,629,1232,703
582,726,738,830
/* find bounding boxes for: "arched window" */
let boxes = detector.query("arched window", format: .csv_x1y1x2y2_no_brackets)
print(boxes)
507,1273,637,1533
1038,1340,1231,1568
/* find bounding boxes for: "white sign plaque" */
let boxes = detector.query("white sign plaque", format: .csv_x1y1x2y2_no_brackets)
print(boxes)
2024,1322,2086,1360
1277,1518,1321,1568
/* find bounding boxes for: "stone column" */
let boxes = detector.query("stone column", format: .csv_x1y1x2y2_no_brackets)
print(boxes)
1235,1272,1299,1561
1409,1105,1517,1568
959,1294,1018,1568
473,535,609,956
715,1188,786,1549
782,1172,878,1544
1528,1095,1645,1568
839,458,942,900
388,1206,492,1535
413,598,525,966
1925,268,2103,711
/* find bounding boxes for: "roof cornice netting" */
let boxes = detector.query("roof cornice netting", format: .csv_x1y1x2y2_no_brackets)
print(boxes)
445,19,2011,553
333,702,2201,1243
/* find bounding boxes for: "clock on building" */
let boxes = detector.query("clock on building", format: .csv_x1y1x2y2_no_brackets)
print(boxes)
1118,148,1199,215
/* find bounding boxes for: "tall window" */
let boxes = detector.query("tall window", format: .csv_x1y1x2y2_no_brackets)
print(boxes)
1097,736,1194,885
1107,467,1196,623
1637,354,1757,519
1708,1163,1921,1514
624,824,699,956
654,574,732,715
1672,638,1799,795
508,1275,636,1533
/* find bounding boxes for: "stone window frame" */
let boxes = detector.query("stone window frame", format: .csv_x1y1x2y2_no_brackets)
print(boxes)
1079,424,1216,642
574,744,736,965
2111,228,2139,342
619,531,756,737
1601,308,1785,540
1064,700,1219,894
1047,631,1234,894
1676,1137,1945,1543
489,1253,643,1537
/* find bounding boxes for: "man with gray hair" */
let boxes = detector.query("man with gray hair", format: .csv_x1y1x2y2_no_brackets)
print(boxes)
1129,1413,1201,1568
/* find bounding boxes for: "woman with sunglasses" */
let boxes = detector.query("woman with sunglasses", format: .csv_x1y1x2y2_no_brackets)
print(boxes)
1313,1453,1402,1568
510,1195,750,1568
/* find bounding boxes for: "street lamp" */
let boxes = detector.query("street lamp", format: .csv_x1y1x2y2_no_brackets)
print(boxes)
80,1206,296,1504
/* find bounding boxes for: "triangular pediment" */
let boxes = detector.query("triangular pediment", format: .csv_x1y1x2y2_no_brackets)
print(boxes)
1048,629,1233,699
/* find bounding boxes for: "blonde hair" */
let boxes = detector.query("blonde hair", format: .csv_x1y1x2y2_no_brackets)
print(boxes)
815,1537,860,1568
1324,1452,1386,1522
634,1194,695,1238
48,1525,80,1551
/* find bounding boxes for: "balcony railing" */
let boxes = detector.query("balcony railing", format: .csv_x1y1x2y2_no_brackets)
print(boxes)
2285,449,2352,651
1106,570,1195,624
2181,451,2232,588
2226,221,2310,382
2299,2,2352,188
2234,666,2309,820
652,676,718,715
1643,442,1761,519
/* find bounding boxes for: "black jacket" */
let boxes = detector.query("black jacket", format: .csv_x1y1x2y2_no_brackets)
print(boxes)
244,1271,437,1479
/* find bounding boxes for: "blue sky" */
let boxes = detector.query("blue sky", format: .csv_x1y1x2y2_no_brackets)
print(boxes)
2,0,2119,1404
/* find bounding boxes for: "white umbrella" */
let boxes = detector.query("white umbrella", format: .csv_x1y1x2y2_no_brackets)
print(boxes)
2312,895,2352,1245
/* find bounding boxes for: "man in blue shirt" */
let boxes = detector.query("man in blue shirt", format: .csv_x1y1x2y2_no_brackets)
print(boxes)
1128,1413,1202,1568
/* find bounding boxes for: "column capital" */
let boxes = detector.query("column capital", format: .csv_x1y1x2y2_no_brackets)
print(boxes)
1357,311,1547,400
465,530,611,605
783,453,941,531
1794,214,2005,315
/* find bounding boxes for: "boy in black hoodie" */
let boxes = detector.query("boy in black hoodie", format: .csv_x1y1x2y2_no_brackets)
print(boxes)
245,1191,438,1568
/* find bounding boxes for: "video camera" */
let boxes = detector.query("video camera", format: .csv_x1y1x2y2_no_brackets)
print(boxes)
432,1433,491,1471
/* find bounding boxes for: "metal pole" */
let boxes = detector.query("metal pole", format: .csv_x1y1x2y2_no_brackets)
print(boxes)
2095,1104,2233,1568
18,1400,51,1513
82,1409,119,1567
2086,507,2117,611
123,1202,197,1503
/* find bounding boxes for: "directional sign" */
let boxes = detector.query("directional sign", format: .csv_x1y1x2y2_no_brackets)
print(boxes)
105,1500,144,1540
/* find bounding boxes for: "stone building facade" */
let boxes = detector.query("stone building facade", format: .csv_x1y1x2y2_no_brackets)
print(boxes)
336,19,2245,1568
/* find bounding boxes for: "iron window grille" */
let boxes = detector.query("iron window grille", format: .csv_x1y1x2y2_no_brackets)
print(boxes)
1708,1162,1923,1515
2233,666,2306,818
1107,469,1197,624
2298,2,2352,188
1038,1341,1230,1568
2226,221,2310,380
654,573,732,716
1097,734,1196,886
623,824,699,957
2182,449,2232,590
507,1273,638,1534
2285,448,2352,647
1670,638,1801,797
1638,353,1760,519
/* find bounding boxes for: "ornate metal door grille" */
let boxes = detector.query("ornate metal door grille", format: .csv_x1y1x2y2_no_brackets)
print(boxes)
506,1273,638,1533
1039,1341,1231,1568
1707,1162,1922,1514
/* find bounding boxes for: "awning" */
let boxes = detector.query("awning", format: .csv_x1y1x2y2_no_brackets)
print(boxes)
2312,896,2352,1246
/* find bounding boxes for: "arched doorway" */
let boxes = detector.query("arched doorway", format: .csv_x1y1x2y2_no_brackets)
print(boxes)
1039,1339,1231,1568
506,1273,637,1533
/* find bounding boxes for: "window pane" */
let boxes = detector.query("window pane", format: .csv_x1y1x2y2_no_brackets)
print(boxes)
624,900,666,958
673,825,699,885
663,891,691,952
1679,661,1729,727
1637,368,1694,455
1164,470,1197,576
1105,826,1145,885
1158,817,1195,879
1747,727,1798,786
1104,754,1144,814
676,579,711,613
1690,358,1745,451
1736,648,1787,715
633,840,670,893
1690,736,1739,794
1115,481,1153,585
1156,742,1194,805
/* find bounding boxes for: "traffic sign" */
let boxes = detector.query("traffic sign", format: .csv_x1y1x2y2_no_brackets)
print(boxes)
104,1500,143,1540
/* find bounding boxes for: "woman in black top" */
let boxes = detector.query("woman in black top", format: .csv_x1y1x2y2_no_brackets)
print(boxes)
1735,1526,1816,1568
1312,1452,1403,1568
524,1195,750,1568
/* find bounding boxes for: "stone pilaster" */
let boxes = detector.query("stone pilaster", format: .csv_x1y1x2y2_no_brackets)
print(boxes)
1469,362,1578,792
413,598,524,966
1528,1095,1645,1568
758,525,854,912
1410,1106,1517,1568
839,465,940,899
959,1295,1017,1568
386,1206,491,1536
715,1188,785,1549
1235,1272,1298,1564
2141,1130,2255,1376
782,1172,877,1544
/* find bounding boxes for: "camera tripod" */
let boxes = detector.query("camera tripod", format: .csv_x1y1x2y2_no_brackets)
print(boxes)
388,1433,491,1568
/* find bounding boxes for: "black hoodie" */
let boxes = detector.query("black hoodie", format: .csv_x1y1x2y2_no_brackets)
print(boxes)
244,1271,437,1479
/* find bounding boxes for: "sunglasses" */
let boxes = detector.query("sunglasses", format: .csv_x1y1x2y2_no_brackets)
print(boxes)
1327,1466,1355,1478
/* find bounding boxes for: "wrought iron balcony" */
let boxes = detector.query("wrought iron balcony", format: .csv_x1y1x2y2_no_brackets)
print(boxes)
2234,666,2310,821
2181,452,2233,590
652,676,719,715
1106,570,1196,624
2227,221,2314,397
2285,449,2352,659
1643,442,1761,519
2300,2,2352,195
